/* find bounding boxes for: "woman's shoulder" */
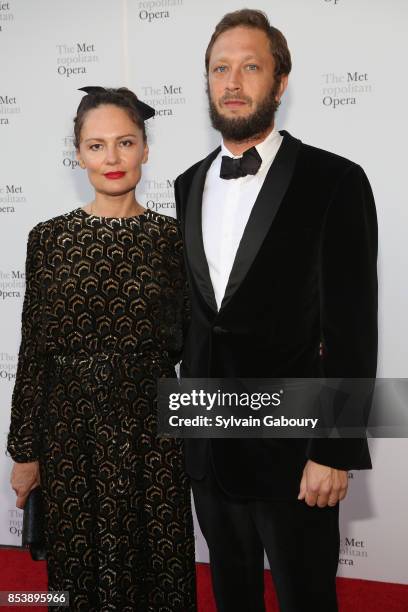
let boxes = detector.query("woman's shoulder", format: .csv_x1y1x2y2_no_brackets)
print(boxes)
144,208,179,227
143,210,184,253
144,209,182,238
27,208,81,243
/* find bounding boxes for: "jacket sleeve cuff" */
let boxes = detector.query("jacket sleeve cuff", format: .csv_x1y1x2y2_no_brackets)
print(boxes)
306,438,372,470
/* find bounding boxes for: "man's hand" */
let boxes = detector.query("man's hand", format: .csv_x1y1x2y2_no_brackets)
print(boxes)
11,461,40,509
298,459,348,507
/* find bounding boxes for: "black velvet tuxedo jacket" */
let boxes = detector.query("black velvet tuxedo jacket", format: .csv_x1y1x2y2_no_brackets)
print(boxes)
175,130,377,500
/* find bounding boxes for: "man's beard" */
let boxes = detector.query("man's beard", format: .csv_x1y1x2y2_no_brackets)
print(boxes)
208,82,281,142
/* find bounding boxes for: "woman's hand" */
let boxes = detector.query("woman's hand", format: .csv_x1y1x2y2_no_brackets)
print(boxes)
11,461,40,509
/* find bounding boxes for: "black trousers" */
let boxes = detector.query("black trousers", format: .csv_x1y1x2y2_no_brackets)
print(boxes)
192,468,340,612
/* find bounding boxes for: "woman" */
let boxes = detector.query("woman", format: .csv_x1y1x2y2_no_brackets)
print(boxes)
8,87,196,611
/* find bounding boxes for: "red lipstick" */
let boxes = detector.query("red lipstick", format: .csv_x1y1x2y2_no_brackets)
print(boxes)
104,171,125,180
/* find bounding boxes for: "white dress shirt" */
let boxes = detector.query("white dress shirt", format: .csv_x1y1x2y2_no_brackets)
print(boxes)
202,127,283,310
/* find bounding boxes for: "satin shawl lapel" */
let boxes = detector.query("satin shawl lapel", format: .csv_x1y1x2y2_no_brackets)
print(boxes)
220,131,302,310
184,147,220,312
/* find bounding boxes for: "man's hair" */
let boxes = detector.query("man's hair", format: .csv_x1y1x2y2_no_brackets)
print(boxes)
205,9,292,81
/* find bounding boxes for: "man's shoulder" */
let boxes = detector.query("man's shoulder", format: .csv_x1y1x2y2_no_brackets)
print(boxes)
298,138,361,178
176,159,204,186
176,147,221,187
292,135,373,203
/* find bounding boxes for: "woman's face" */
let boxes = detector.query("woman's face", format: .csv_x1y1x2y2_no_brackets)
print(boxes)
76,104,148,197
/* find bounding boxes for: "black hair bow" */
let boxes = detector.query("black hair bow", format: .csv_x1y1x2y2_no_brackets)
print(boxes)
78,86,155,120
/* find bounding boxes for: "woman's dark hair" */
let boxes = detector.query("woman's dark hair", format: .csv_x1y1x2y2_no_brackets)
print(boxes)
205,9,292,82
73,87,147,149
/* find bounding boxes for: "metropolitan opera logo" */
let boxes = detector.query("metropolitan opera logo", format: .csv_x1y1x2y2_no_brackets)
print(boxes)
0,2,14,33
0,270,24,303
140,83,185,118
0,183,26,214
56,41,99,78
8,508,23,539
0,94,21,126
140,177,175,214
0,352,17,384
321,71,372,109
339,536,368,567
137,0,183,23
61,136,80,170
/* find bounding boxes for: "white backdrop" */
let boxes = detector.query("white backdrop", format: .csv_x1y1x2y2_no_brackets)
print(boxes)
1,0,407,586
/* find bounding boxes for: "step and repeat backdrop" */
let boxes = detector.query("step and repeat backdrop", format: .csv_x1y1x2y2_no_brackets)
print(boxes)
1,0,407,585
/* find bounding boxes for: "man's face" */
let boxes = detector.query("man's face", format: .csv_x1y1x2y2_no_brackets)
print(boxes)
207,26,287,141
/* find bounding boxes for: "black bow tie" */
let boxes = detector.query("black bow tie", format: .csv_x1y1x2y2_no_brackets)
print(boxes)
220,146,262,180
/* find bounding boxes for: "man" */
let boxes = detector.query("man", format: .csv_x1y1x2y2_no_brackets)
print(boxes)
175,9,377,612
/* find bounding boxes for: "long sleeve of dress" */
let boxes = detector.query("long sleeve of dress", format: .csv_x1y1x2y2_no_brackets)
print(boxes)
163,218,191,365
7,224,46,462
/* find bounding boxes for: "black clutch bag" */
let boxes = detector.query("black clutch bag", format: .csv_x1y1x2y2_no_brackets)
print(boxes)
22,486,47,561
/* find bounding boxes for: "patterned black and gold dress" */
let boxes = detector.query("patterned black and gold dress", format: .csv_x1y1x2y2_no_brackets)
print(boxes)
8,207,196,612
